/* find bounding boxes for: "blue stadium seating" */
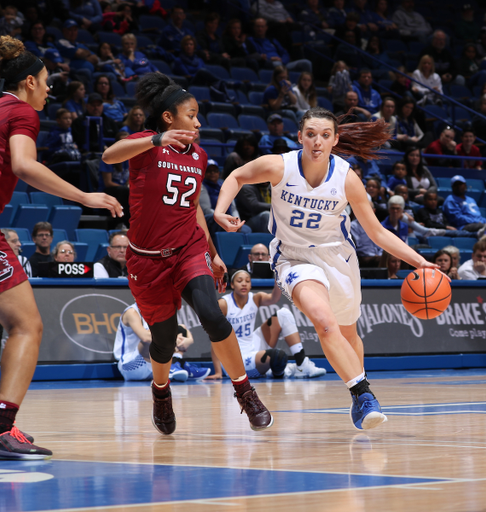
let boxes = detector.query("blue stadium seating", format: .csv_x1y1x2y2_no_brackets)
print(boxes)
233,244,253,268
0,205,13,226
151,60,173,74
8,192,30,217
238,115,268,132
467,179,485,191
205,64,230,80
51,229,69,249
282,118,298,134
198,113,207,127
426,236,451,249
5,228,31,241
14,180,28,192
318,97,333,111
214,232,247,268
139,14,166,31
452,238,477,250
231,67,259,83
98,32,122,48
258,70,273,84
206,113,239,130
47,102,63,120
77,29,95,44
135,35,154,49
73,242,89,262
189,86,211,101
246,233,274,248
248,91,264,106
75,229,109,262
48,206,83,240
11,205,49,232
111,80,125,98
30,192,64,208
19,242,36,260
92,243,110,263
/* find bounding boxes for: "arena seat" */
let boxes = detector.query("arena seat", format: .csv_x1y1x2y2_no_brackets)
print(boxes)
19,242,36,260
238,114,268,133
426,236,451,249
75,229,110,262
98,32,122,48
453,238,477,250
48,206,83,240
11,205,49,232
72,242,89,261
246,233,274,247
92,243,110,263
51,229,69,249
30,192,64,209
230,67,259,83
214,232,247,268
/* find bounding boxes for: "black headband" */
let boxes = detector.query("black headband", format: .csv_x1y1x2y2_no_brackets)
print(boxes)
0,58,45,92
158,88,188,115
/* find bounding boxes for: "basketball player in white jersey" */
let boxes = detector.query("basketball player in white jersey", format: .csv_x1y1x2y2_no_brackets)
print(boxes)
214,107,440,430
209,269,326,379
114,303,210,381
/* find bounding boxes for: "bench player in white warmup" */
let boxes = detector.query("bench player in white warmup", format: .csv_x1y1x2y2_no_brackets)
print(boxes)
214,107,439,430
209,269,327,379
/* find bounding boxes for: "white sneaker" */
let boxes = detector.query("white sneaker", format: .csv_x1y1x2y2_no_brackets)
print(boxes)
425,228,446,237
294,357,327,378
284,363,296,378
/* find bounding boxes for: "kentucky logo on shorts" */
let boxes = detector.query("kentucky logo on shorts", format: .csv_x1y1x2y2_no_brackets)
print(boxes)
205,252,213,273
285,271,299,285
0,251,14,282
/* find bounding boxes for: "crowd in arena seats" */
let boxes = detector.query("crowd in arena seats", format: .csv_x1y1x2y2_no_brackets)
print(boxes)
3,0,486,279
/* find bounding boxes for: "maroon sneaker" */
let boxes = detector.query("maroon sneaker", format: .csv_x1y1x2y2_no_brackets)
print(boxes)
235,387,273,431
152,385,176,435
0,426,52,460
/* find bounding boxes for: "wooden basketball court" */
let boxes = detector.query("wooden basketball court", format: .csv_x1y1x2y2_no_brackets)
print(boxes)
2,369,486,512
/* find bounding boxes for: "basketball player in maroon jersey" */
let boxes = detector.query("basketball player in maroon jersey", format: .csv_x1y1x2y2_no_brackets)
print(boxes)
102,73,272,435
0,36,123,460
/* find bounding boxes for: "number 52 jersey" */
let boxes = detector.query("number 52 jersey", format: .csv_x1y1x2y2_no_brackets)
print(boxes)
126,130,208,250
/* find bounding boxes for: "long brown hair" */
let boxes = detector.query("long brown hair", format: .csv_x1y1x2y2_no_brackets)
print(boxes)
297,72,317,108
299,107,392,160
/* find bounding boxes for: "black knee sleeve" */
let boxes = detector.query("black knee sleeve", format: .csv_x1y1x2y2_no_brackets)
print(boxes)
261,348,288,376
182,275,233,342
148,315,178,364
266,313,278,327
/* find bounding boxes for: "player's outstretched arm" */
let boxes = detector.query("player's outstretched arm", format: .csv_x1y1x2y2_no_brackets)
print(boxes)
102,130,197,164
346,170,438,270
214,155,283,232
255,281,282,307
10,134,123,218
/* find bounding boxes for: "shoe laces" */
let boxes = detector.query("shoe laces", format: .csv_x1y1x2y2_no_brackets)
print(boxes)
1,426,30,444
360,398,378,414
236,387,263,416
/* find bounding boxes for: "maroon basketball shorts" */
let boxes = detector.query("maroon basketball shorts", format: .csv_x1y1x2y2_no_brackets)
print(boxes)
126,236,214,325
0,233,28,294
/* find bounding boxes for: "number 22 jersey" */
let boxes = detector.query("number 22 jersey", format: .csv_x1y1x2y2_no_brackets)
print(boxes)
126,130,208,250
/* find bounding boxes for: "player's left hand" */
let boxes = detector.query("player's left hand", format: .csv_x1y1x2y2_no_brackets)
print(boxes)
212,254,228,293
416,260,451,282
82,192,123,218
214,212,245,232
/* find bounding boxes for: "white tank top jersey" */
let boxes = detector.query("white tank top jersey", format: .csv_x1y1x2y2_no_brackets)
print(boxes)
222,292,259,350
113,303,149,363
269,150,354,248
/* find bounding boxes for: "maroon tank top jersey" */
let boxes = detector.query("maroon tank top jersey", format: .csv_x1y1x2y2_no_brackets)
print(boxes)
126,130,208,250
0,93,40,211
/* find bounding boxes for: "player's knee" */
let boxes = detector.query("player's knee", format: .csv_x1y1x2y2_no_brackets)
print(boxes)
261,348,288,376
149,317,178,364
201,310,233,342
276,307,298,336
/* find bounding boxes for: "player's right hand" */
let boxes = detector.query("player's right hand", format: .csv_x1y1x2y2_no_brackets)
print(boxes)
82,193,124,218
160,130,198,148
214,212,245,232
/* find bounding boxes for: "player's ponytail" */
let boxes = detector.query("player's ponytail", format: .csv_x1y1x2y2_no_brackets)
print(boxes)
0,36,45,93
136,72,193,132
299,107,392,161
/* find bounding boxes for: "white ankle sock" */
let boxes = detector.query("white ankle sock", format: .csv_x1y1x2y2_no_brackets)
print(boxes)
345,371,366,389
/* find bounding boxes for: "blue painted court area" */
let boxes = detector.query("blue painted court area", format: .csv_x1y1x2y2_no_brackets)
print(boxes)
0,460,449,511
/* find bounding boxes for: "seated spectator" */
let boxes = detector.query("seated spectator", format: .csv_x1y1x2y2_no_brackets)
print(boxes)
457,128,482,170
381,195,409,243
120,106,145,135
386,161,407,193
379,251,402,279
224,134,260,179
456,4,480,44
327,61,352,111
366,177,388,221
221,18,259,72
456,44,483,85
173,35,223,89
348,0,379,36
350,200,383,267
333,27,362,70
235,243,271,275
298,0,330,30
159,6,194,53
349,156,383,181
420,29,464,86
248,17,312,73
235,182,272,233
363,35,395,74
292,72,317,119
94,231,128,278
412,55,443,105
425,127,460,168
0,229,32,277
94,74,127,124
56,20,98,82
371,0,399,36
196,12,231,69
62,80,86,119
105,2,138,35
472,95,486,148
119,33,159,78
114,302,209,381
0,5,22,37
72,93,119,153
62,0,103,31
404,146,437,202
415,191,457,232
258,113,300,155
433,249,460,280
396,97,428,149
391,0,432,42
458,240,486,280
443,175,486,233
45,108,81,165
334,13,362,52
442,245,461,269
327,0,346,28
263,66,299,124
98,131,130,225
393,184,420,218
97,42,127,80
335,90,370,122
29,222,54,277
352,68,382,115
53,241,76,262
390,67,416,100
372,97,402,145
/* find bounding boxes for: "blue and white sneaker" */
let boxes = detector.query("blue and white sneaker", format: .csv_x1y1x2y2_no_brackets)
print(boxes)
184,362,210,380
350,392,387,430
169,362,188,382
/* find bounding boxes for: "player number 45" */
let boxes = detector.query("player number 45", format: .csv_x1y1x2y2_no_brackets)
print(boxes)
162,173,198,207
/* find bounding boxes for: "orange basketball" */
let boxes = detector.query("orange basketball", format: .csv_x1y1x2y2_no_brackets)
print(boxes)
401,268,451,320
